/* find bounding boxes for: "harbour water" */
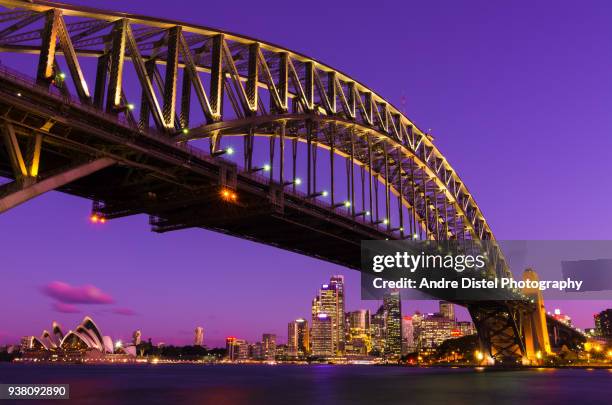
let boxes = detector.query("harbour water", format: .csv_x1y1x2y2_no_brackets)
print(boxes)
0,363,610,404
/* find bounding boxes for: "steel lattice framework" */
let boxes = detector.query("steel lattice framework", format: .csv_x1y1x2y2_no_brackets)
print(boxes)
0,0,587,364
0,0,509,275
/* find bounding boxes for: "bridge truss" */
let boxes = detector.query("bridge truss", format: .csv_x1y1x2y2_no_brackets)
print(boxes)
0,0,551,362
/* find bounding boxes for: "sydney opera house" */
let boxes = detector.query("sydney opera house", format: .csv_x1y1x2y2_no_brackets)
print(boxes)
21,316,136,361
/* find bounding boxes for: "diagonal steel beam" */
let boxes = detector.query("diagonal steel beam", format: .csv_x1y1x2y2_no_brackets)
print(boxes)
125,23,167,131
0,157,115,214
56,12,91,102
163,26,180,128
36,9,58,86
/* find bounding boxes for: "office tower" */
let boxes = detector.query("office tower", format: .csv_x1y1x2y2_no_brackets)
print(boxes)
346,309,371,356
311,313,333,357
439,301,455,321
456,321,475,337
383,291,402,357
262,333,276,360
419,313,455,348
132,330,142,346
401,316,415,355
288,318,309,357
329,275,346,353
226,337,248,361
595,309,612,338
194,326,204,346
311,276,345,355
371,305,386,354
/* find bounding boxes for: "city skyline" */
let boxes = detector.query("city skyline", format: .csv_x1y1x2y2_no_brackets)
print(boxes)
2,0,612,348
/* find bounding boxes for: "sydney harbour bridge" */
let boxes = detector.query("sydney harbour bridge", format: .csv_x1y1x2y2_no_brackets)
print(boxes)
0,0,581,364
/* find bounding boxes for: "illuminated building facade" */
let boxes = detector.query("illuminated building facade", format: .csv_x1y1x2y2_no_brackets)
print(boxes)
439,301,455,321
419,313,455,348
262,333,276,360
346,309,371,356
595,309,612,339
311,276,345,356
288,318,309,357
401,316,415,355
383,291,402,357
311,313,333,357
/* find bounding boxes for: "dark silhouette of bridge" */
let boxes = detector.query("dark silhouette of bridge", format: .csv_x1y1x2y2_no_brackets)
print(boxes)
0,0,583,364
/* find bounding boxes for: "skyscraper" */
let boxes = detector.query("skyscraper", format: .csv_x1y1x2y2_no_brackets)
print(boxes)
419,313,455,348
383,291,402,357
262,333,276,360
371,305,386,354
311,276,345,356
311,313,333,357
439,301,455,321
401,316,415,355
194,326,204,346
346,309,371,356
288,318,309,357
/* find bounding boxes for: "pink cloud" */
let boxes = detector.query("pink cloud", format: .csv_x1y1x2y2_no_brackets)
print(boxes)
52,302,80,314
111,307,136,316
42,281,114,305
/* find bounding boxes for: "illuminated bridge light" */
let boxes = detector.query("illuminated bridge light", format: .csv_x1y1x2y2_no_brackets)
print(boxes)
90,214,99,223
382,218,389,225
344,201,351,207
226,147,234,155
321,191,328,197
263,164,271,172
182,128,189,134
365,211,371,216
127,103,135,111
294,178,302,185
413,233,419,239
58,72,66,80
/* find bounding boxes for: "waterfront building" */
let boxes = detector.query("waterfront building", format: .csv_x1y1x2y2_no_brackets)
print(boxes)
288,318,309,357
346,309,371,356
595,309,612,339
226,337,249,361
383,291,402,357
262,333,276,360
311,276,346,356
194,326,204,346
19,316,136,361
439,301,455,321
311,313,333,357
370,305,386,354
456,321,475,337
401,316,415,355
419,313,455,348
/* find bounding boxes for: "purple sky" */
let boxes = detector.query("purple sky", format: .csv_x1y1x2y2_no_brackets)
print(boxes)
1,0,612,347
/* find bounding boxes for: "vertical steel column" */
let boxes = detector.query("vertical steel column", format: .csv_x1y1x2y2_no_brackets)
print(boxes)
329,124,335,206
384,146,391,231
180,72,191,129
210,35,224,119
36,10,58,86
292,136,297,193
410,162,417,238
367,135,373,223
163,26,181,128
279,121,285,185
93,54,108,109
349,129,355,216
312,138,318,194
269,128,275,182
306,121,312,195
106,19,127,112
396,148,404,238
421,168,429,239
246,43,259,113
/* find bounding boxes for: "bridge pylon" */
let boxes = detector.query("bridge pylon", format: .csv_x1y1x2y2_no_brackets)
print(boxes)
520,268,552,365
